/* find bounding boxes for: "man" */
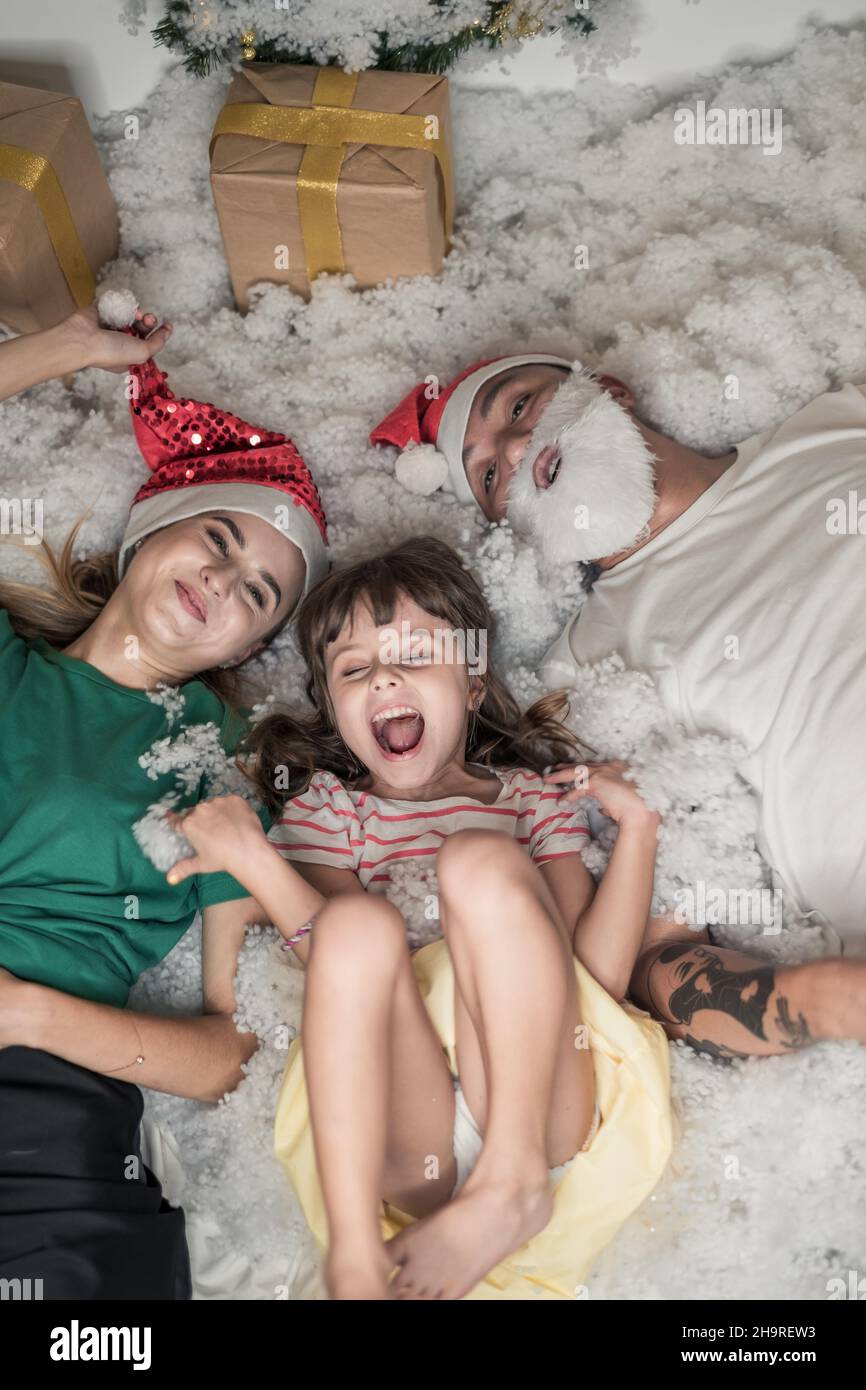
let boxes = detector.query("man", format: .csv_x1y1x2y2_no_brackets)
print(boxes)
372,354,866,1057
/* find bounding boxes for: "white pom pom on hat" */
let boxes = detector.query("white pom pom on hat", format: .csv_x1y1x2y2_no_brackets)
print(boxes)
97,288,139,328
395,443,450,497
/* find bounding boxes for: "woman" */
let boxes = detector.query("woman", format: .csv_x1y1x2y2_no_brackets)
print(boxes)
0,304,328,1299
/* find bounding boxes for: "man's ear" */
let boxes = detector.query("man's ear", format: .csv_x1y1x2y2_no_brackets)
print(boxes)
595,374,636,413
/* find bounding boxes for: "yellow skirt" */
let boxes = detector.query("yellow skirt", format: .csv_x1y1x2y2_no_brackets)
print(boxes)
273,938,673,1300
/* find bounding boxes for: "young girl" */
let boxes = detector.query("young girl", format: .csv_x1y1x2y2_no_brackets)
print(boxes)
166,536,673,1301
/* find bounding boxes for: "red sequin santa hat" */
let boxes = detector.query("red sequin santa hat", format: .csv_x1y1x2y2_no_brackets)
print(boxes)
370,353,576,508
118,345,328,603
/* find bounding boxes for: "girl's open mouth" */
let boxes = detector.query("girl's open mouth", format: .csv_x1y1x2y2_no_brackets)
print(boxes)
371,705,426,759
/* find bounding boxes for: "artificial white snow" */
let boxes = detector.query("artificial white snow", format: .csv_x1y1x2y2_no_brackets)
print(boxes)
384,860,443,952
557,654,767,927
97,286,139,327
146,679,188,728
3,23,866,1299
132,796,196,873
132,712,269,872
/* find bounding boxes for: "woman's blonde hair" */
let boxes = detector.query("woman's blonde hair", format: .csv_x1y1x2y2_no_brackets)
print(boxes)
0,508,291,713
239,535,581,814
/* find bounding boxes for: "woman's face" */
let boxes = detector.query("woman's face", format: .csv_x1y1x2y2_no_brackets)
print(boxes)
124,510,306,672
325,592,481,794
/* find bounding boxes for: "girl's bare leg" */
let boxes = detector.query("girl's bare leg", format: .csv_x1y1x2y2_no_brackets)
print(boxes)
630,917,866,1057
302,893,457,1300
390,830,596,1300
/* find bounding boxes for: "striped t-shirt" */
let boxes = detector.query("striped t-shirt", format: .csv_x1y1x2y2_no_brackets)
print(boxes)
267,765,590,892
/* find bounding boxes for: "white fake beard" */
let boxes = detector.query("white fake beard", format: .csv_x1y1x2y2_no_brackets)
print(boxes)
506,368,658,565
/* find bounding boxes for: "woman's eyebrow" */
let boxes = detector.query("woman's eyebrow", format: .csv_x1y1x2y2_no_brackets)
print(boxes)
210,513,282,610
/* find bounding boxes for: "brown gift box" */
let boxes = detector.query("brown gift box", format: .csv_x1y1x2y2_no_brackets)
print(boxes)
0,81,118,334
209,64,454,307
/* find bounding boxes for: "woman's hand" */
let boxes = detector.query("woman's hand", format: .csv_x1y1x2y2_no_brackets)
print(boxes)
58,302,173,373
0,302,172,402
544,759,661,831
163,795,269,886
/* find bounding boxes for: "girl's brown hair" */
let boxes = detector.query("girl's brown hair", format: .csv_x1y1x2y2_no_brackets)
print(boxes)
0,508,291,714
239,535,581,814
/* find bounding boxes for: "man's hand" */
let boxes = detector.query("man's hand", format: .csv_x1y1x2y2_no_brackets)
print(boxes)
57,302,173,372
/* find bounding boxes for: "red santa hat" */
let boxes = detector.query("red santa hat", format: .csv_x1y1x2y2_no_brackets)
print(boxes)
370,353,576,507
118,345,328,602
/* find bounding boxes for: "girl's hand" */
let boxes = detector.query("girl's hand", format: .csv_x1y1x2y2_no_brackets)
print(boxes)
163,795,268,886
57,303,173,373
544,760,661,831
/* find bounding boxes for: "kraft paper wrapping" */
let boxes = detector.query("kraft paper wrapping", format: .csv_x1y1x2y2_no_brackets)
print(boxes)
210,64,455,307
0,81,118,335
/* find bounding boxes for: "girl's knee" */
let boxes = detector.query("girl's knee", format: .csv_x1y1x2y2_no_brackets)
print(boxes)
312,892,405,956
437,828,522,898
437,826,496,871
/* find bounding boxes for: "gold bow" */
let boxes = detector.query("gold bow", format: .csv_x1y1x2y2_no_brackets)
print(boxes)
0,142,95,308
210,68,454,284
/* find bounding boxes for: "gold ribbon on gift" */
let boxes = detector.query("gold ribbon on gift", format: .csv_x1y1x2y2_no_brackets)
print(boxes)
210,68,454,284
0,142,95,307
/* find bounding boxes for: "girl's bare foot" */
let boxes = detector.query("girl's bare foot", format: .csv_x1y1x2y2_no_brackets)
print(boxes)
325,1240,395,1300
387,1164,554,1299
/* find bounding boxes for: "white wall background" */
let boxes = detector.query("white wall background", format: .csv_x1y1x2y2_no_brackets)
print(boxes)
1,0,865,118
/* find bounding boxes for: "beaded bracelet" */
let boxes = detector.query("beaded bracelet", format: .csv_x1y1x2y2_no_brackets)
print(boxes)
280,916,317,951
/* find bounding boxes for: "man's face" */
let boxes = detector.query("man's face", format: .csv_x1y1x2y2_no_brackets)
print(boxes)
462,364,571,521
505,365,657,567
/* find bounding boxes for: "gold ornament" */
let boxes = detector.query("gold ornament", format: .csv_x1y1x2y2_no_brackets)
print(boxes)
514,12,544,36
483,3,512,38
242,45,256,59
240,29,256,45
483,2,551,40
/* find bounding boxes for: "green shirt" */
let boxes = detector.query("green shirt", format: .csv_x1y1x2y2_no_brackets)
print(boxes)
0,605,272,1007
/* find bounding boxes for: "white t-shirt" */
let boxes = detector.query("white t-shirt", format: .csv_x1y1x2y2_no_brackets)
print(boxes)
541,384,866,951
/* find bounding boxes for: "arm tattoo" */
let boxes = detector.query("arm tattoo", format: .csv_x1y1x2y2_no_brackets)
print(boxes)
682,1035,752,1063
657,944,775,1041
774,995,812,1048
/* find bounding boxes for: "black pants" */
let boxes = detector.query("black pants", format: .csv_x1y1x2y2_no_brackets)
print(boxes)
0,1046,191,1300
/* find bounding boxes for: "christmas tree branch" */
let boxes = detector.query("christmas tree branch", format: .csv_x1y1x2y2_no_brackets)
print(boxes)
151,1,596,78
